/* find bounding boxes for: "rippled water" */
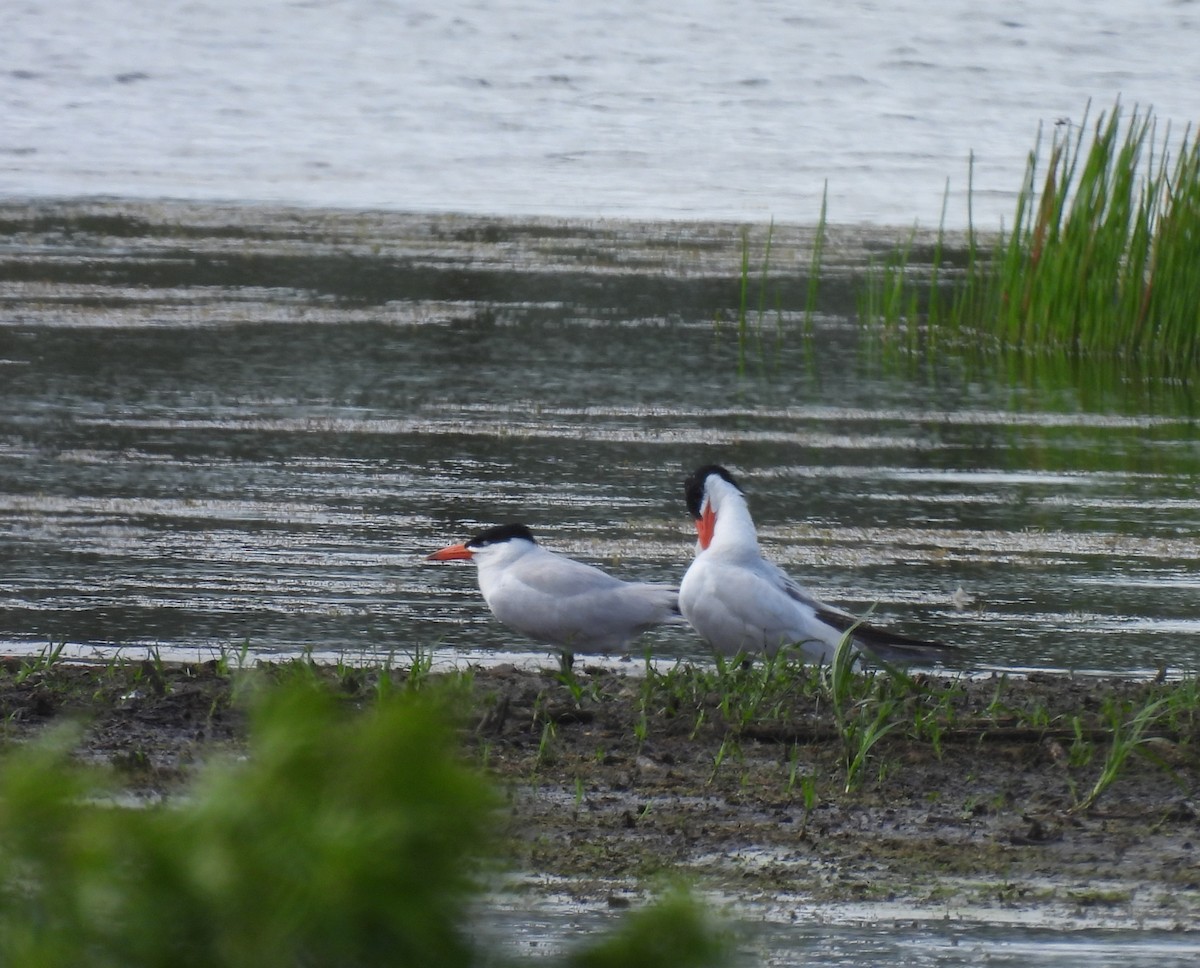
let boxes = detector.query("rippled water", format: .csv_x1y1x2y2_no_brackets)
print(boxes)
3,201,1200,676
3,0,1200,226
478,900,1200,967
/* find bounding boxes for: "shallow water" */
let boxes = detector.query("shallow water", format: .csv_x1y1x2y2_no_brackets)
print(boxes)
3,201,1200,676
3,1,1200,226
477,895,1200,966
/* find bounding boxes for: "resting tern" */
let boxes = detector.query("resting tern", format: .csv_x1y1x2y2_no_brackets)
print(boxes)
428,523,683,662
679,465,958,665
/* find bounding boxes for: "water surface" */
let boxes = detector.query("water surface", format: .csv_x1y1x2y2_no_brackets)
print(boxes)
3,1,1200,226
477,894,1200,966
3,201,1199,675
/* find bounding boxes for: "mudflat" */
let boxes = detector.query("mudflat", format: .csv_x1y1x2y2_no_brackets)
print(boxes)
1,657,1197,930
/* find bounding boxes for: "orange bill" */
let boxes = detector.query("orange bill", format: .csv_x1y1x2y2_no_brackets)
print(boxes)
427,543,474,561
696,503,716,550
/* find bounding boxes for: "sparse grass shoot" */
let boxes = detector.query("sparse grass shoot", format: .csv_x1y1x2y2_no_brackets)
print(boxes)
1072,695,1173,814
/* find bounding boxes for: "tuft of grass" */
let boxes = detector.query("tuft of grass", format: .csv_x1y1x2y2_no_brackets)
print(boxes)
14,640,68,683
836,685,900,793
1071,695,1173,814
862,101,1200,368
711,647,814,730
402,640,435,689
824,628,896,792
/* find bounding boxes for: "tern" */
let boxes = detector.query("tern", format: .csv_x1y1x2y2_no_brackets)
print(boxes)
679,464,959,665
428,523,683,663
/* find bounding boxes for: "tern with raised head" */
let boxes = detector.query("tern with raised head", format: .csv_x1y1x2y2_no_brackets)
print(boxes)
428,523,683,663
679,465,958,665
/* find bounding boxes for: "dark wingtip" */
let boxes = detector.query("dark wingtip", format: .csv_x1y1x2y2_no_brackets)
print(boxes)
851,622,961,666
466,522,537,548
813,604,960,666
683,464,741,518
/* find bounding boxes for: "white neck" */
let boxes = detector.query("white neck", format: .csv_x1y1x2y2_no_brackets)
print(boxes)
707,478,760,556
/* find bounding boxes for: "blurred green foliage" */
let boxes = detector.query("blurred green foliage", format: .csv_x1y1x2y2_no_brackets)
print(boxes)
0,678,727,968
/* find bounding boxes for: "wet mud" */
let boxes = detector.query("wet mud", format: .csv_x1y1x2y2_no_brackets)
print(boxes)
2,659,1197,930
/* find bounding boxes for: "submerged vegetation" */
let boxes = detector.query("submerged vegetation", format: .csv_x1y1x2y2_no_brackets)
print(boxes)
860,101,1200,367
720,185,828,376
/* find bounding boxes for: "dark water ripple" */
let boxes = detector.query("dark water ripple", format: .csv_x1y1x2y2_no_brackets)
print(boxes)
3,202,1200,673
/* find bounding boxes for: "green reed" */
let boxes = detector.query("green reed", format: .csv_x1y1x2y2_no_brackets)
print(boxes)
728,218,778,376
862,101,1200,368
721,190,827,376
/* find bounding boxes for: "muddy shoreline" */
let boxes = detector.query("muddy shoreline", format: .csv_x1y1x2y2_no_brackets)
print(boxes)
3,657,1197,931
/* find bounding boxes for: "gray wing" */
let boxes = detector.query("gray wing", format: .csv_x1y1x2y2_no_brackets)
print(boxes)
772,562,959,665
493,548,680,650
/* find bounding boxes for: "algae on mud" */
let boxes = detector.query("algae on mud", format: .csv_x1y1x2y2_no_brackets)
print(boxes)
1,657,1196,932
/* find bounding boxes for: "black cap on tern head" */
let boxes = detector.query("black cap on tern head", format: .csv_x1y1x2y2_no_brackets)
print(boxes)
684,465,742,518
466,523,537,548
